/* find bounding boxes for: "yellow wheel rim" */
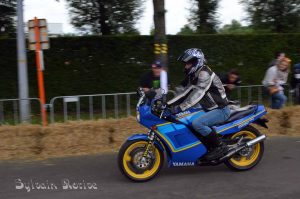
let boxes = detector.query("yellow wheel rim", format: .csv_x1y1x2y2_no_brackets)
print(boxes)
229,131,261,167
122,141,161,180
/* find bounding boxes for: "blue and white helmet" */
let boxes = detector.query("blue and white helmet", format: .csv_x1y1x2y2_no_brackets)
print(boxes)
177,48,206,75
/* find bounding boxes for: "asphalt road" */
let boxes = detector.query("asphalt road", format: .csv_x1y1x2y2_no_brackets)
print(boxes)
0,136,299,199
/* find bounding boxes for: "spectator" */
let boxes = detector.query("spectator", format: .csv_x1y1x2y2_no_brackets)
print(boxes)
290,63,300,104
220,69,241,98
262,57,291,109
268,52,286,67
139,60,163,97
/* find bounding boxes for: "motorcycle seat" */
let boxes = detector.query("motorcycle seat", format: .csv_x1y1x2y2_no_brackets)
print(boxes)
225,105,257,123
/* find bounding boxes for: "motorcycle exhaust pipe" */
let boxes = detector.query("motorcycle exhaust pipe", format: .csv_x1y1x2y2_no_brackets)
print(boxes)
246,134,266,147
220,134,266,161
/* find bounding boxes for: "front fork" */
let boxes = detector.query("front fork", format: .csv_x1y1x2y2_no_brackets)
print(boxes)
142,130,156,158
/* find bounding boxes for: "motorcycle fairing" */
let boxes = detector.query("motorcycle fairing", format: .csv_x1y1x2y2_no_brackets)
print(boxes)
154,122,207,165
136,102,267,167
138,105,165,128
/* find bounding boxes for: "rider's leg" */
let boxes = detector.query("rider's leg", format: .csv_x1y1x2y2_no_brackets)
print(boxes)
192,106,231,159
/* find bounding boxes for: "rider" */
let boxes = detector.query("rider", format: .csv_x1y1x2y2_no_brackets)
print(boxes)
167,48,231,160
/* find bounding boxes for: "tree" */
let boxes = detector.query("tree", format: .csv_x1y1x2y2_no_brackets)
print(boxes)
65,0,143,35
0,0,16,38
153,0,167,67
177,24,195,35
149,26,155,35
242,0,300,33
189,0,220,34
219,20,253,34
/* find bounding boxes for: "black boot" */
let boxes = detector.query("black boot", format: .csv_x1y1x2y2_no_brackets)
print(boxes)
204,132,228,160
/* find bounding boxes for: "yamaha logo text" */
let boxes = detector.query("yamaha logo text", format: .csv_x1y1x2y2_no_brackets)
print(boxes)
172,162,195,167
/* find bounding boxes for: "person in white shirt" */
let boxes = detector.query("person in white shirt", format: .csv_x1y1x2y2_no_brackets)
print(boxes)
262,57,291,109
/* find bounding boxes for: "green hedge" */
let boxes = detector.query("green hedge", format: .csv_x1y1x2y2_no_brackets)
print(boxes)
0,34,300,100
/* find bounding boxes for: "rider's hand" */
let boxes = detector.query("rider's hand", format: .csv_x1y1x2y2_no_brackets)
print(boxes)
145,89,156,100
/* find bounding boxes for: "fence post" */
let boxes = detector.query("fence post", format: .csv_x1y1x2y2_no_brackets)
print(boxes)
0,101,4,124
296,84,300,105
126,94,131,117
114,95,118,119
76,97,80,120
63,100,68,122
258,86,262,104
238,86,242,105
288,86,292,106
248,87,252,104
102,96,106,119
50,104,54,123
89,96,94,120
13,100,19,124
27,99,32,124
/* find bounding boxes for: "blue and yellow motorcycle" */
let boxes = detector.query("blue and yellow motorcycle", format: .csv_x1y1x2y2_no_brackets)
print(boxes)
118,89,268,182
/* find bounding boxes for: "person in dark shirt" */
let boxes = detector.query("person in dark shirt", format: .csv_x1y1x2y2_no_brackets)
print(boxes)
220,69,241,98
140,60,163,94
290,63,300,104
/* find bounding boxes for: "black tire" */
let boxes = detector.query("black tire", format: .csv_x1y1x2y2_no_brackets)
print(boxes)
118,139,164,182
224,125,265,171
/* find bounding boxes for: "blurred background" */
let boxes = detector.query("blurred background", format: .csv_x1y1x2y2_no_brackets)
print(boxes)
1,0,300,124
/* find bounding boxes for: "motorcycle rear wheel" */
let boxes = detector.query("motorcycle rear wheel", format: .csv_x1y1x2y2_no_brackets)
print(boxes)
224,125,265,171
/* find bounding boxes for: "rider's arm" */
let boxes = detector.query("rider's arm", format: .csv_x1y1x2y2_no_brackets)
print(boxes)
167,85,194,106
174,85,185,94
167,71,215,110
178,71,215,111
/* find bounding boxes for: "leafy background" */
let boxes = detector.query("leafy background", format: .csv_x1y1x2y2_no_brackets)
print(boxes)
1,34,300,99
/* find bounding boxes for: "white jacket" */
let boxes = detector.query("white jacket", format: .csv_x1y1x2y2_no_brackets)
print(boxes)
262,66,288,91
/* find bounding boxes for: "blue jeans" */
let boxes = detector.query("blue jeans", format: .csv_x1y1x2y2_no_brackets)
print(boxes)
271,92,287,109
191,106,231,136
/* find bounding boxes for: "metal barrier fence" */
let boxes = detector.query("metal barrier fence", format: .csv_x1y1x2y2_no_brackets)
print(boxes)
49,92,136,123
228,84,294,105
0,84,299,125
0,98,42,125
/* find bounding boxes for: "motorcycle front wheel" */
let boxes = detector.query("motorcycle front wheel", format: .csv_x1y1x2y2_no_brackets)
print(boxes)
224,125,265,171
118,139,164,182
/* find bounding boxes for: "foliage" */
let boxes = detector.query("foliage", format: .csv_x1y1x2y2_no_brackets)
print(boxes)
1,34,300,99
65,0,144,35
219,20,254,34
177,24,195,35
189,0,220,34
0,0,16,38
241,0,300,33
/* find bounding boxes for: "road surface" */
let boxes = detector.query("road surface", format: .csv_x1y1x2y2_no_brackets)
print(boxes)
0,136,299,199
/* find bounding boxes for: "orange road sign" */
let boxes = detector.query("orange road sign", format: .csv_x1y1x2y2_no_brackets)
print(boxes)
28,17,48,126
28,18,50,50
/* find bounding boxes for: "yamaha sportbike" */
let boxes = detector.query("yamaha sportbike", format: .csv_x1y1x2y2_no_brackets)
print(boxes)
118,89,268,182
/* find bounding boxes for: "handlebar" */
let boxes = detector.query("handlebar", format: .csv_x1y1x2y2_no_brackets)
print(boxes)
137,87,179,121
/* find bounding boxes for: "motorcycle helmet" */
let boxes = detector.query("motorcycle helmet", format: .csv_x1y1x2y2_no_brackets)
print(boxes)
177,48,206,75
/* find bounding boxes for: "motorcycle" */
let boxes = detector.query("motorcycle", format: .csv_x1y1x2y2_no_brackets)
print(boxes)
118,88,268,182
